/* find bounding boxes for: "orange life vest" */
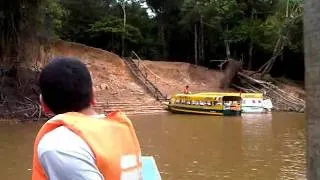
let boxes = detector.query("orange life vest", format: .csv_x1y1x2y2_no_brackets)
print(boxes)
32,111,142,180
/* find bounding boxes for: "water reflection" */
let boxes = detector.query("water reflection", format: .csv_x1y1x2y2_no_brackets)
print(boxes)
132,112,306,180
0,122,42,180
271,113,306,180
240,113,274,179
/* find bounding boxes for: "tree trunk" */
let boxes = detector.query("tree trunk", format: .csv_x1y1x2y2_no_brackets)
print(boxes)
248,8,254,70
200,15,205,64
160,24,167,58
121,2,126,57
286,0,289,18
111,33,114,51
225,40,231,59
194,24,198,65
248,41,253,70
225,25,231,59
304,0,320,179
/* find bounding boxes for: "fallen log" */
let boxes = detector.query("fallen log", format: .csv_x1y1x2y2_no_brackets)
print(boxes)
233,71,305,112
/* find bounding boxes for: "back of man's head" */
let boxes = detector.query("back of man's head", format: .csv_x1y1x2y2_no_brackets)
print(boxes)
39,57,93,114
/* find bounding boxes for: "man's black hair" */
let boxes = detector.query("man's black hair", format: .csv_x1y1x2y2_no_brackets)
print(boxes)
39,57,93,114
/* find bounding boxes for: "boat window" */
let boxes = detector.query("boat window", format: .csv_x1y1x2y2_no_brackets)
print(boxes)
181,99,185,104
213,101,217,106
242,100,246,104
186,101,191,105
252,100,256,103
258,100,261,103
199,101,204,106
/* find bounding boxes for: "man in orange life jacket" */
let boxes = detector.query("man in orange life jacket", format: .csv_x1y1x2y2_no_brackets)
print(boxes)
32,57,142,180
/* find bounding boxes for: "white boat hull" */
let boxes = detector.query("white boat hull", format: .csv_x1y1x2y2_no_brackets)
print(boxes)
242,106,266,113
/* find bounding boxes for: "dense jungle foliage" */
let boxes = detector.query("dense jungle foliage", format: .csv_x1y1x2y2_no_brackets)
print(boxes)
0,0,304,79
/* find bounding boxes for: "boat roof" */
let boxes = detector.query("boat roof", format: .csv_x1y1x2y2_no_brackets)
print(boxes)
173,92,263,99
196,92,263,98
223,96,242,101
173,93,241,99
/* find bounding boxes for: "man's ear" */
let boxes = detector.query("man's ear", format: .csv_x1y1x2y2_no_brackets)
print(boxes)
39,94,52,115
90,88,96,106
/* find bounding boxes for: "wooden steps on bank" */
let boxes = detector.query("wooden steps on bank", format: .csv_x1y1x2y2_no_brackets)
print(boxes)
124,57,167,101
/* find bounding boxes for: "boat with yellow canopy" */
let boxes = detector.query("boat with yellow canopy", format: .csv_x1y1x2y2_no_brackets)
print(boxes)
165,93,242,116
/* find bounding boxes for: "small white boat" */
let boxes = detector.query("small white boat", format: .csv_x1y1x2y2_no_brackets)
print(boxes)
241,94,273,113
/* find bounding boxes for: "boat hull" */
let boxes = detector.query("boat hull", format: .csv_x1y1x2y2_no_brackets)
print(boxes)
241,106,265,113
167,105,241,116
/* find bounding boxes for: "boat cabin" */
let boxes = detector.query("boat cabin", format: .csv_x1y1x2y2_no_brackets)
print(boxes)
167,94,242,116
240,93,265,113
222,96,242,111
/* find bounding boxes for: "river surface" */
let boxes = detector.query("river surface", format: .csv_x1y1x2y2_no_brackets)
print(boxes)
0,112,305,180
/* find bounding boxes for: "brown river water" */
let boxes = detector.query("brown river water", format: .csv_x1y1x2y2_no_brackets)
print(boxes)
0,112,305,180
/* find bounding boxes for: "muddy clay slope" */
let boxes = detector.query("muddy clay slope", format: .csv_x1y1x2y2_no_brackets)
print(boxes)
47,40,158,113
49,41,227,98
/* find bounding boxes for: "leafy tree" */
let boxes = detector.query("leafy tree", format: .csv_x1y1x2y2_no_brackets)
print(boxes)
39,0,66,37
89,16,142,51
58,0,107,43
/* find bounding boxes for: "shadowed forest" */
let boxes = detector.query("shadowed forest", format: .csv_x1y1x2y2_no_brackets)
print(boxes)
0,0,304,78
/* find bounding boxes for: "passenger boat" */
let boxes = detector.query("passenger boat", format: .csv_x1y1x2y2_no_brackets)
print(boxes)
196,92,273,113
165,93,242,116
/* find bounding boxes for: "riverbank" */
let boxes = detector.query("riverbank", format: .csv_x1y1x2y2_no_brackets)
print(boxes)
0,40,305,119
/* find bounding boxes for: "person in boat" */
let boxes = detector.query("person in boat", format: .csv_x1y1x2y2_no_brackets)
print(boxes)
183,85,191,94
32,57,142,180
